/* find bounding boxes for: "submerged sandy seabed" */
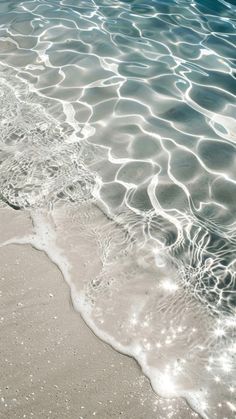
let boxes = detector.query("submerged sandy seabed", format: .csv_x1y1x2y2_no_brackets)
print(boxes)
0,207,200,419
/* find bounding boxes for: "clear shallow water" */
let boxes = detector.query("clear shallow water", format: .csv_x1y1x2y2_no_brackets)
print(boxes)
0,0,236,417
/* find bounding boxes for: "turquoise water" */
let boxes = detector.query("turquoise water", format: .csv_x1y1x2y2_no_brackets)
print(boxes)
0,0,236,417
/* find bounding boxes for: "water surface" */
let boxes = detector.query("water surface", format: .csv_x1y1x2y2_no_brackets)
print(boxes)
0,0,236,417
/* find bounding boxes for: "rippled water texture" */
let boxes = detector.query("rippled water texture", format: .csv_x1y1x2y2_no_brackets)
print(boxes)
0,0,236,417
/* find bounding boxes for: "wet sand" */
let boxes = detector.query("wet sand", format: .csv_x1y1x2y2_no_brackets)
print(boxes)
0,208,199,419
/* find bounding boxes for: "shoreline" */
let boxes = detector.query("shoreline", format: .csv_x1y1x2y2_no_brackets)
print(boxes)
0,207,199,419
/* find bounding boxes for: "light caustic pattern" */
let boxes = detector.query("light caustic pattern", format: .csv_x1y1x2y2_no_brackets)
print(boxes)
0,0,236,417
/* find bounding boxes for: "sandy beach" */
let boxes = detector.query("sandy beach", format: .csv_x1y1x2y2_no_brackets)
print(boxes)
0,207,199,419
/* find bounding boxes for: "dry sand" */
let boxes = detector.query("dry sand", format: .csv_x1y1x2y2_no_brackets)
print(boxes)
0,207,199,419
